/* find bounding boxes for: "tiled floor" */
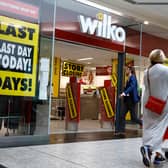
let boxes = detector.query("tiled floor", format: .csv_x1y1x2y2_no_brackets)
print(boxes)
50,129,142,144
0,138,168,168
50,119,142,144
50,119,141,133
50,119,111,133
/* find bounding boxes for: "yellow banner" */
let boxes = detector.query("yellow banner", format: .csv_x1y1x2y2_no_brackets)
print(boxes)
100,88,114,118
66,84,77,119
52,57,61,97
62,61,84,77
111,73,117,87
0,16,39,96
111,59,118,88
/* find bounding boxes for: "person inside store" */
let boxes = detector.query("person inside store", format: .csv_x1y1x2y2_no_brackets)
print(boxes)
140,49,168,167
116,65,142,135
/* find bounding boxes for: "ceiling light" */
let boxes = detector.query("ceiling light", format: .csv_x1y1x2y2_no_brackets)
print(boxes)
77,57,93,61
144,21,149,25
76,0,123,16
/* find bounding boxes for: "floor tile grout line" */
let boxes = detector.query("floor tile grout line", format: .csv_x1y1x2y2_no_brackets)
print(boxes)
28,147,89,168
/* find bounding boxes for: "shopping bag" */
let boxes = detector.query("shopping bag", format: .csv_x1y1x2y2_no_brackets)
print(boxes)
145,96,166,115
163,127,168,140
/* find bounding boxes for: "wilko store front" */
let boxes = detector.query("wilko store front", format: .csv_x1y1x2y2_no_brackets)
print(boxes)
48,0,145,134
0,0,168,147
49,0,168,134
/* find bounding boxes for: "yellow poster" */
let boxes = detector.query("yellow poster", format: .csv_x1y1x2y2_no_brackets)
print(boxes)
52,57,61,97
62,61,84,77
66,84,77,119
111,59,118,87
111,73,117,87
0,16,39,96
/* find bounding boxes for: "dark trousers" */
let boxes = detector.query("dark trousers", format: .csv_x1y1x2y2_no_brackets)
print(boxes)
118,96,142,132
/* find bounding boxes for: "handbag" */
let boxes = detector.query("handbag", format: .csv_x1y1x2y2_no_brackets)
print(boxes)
145,69,168,115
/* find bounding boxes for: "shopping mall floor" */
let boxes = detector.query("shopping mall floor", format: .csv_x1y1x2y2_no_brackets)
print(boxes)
0,137,168,168
0,126,167,168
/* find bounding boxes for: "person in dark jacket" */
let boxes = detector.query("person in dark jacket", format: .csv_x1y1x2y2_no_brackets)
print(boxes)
117,66,142,134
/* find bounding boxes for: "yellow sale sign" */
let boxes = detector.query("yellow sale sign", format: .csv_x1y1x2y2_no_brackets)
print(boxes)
62,61,84,77
0,16,39,96
52,57,61,98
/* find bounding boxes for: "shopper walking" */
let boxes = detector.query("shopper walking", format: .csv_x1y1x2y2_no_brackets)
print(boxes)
116,65,142,134
140,49,168,167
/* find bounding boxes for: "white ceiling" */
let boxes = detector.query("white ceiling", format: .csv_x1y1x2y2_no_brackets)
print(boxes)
55,41,117,66
41,37,149,69
90,0,168,39
54,40,149,68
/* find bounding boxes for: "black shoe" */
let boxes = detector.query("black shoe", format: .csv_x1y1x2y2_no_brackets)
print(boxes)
165,151,168,159
140,146,152,167
153,153,165,165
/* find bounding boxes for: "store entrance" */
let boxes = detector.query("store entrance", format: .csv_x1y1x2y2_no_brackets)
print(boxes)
49,40,148,134
50,41,118,133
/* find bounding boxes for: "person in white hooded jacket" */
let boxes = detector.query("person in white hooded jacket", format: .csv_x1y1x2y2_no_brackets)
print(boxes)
140,49,168,167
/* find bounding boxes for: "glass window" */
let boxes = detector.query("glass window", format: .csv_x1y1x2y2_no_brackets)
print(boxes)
0,0,56,138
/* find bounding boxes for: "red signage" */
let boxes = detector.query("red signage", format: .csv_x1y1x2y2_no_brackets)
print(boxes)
99,80,115,122
96,66,112,75
0,0,39,19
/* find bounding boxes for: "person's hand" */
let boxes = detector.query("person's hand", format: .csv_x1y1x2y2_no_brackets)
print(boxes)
119,92,125,98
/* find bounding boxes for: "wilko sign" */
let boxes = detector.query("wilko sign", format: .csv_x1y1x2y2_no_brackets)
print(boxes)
79,13,126,42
